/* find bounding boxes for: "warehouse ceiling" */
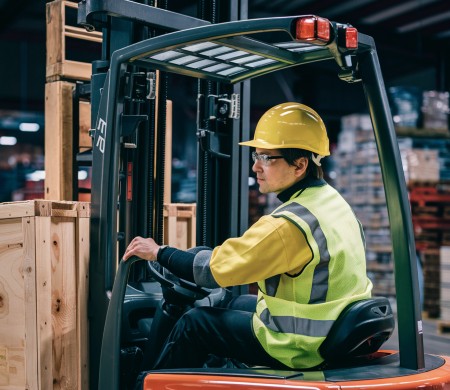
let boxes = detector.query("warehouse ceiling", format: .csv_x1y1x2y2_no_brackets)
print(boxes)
0,0,450,117
169,0,450,83
248,0,450,83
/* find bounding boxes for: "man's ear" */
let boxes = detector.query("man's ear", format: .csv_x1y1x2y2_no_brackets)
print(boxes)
294,157,308,177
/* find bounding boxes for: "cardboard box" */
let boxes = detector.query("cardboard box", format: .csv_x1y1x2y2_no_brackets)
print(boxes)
403,149,440,183
422,90,449,131
0,200,89,389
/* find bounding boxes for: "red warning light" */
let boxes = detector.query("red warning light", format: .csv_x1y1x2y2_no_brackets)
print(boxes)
316,18,331,41
296,17,315,40
296,16,331,44
346,27,358,49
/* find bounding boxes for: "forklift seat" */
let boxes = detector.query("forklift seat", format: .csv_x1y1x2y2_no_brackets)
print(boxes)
319,297,395,365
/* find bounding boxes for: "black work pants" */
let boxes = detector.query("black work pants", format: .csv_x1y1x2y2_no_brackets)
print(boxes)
152,294,288,369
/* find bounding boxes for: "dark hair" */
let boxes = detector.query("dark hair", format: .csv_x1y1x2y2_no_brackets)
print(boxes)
279,148,324,179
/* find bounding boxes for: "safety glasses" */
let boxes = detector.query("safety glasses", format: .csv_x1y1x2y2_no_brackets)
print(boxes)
251,152,284,166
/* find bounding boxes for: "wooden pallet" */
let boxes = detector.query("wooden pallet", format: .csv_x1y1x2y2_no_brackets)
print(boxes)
396,126,450,138
409,186,450,206
438,321,450,334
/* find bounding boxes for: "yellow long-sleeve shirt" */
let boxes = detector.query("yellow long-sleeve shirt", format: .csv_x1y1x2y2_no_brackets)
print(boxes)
209,215,311,287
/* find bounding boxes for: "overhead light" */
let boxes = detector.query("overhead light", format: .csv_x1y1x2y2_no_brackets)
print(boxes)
0,136,17,146
19,122,40,132
78,170,88,180
397,10,450,33
26,170,46,182
437,29,450,39
361,0,440,24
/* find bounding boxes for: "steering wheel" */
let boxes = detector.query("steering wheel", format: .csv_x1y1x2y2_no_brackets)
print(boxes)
146,260,212,304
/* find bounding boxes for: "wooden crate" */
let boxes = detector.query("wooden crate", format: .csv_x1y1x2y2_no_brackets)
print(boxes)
46,0,97,201
163,204,196,250
46,0,102,82
0,200,90,389
45,81,92,201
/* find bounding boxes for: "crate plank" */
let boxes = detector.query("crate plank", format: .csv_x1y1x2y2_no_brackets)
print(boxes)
45,81,74,201
79,100,92,150
35,216,53,389
23,217,38,390
0,201,36,219
76,216,90,388
0,218,35,388
39,215,78,388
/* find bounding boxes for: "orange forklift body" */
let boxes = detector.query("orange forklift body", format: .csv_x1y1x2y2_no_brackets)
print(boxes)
142,353,450,390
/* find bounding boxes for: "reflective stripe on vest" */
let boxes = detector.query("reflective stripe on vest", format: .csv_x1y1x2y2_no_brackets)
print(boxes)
273,202,330,304
265,275,281,297
260,307,334,337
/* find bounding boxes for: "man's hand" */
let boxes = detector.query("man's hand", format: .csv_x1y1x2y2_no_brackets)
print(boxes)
123,236,160,261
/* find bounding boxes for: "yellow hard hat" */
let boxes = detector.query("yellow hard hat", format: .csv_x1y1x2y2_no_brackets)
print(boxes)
239,102,330,156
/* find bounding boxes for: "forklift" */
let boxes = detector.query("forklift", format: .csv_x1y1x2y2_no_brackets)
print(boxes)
76,1,450,389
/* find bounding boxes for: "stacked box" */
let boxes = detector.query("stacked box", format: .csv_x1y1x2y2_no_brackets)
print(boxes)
336,111,450,302
388,86,422,128
367,266,396,297
422,90,449,131
398,137,450,182
440,247,450,321
401,149,440,182
335,114,394,297
0,200,89,389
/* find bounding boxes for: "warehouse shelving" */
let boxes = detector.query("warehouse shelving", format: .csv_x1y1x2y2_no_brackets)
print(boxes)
335,112,450,313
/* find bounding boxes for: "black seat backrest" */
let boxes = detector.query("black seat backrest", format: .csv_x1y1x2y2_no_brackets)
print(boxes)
319,297,395,364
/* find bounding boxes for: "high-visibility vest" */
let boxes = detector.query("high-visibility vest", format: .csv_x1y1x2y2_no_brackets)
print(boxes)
252,184,373,369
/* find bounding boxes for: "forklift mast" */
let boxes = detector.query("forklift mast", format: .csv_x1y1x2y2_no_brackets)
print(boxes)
77,1,250,388
77,2,425,389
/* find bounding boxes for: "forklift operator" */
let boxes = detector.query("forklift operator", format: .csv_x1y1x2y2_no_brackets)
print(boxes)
123,102,373,370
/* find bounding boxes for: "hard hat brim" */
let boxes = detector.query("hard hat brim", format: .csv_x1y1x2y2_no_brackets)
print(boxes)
238,139,278,148
239,138,330,156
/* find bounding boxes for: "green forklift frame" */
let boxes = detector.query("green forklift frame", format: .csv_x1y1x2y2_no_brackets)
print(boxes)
92,15,424,389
